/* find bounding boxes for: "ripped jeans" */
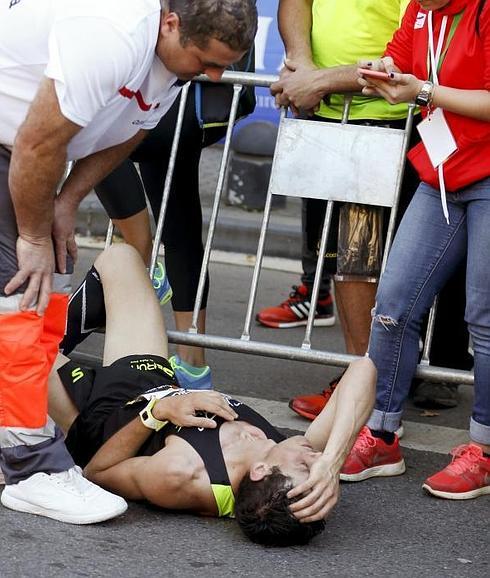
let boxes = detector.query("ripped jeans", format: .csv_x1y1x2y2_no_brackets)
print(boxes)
367,178,490,446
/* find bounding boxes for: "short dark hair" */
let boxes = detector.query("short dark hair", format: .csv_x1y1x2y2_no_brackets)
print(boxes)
167,0,257,52
235,467,326,547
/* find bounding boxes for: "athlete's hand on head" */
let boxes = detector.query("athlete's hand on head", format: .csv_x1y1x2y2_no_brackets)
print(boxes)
4,235,54,315
155,392,239,429
287,456,340,523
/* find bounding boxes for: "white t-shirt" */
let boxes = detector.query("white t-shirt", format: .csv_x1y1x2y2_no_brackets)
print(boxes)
0,0,181,160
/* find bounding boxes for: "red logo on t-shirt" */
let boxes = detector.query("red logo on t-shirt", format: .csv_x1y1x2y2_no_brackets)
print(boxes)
119,87,152,111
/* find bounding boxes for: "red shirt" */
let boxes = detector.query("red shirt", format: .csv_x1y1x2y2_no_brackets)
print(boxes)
386,0,490,191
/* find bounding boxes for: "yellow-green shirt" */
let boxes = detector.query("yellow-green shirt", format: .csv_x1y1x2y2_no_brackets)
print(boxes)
311,0,411,120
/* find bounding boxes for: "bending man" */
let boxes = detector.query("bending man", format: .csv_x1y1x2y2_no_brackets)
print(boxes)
0,0,256,523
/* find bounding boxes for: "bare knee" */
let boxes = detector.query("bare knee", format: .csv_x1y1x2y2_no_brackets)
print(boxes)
94,244,144,277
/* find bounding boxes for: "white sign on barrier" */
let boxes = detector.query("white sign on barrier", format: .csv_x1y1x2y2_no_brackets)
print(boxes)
269,118,406,207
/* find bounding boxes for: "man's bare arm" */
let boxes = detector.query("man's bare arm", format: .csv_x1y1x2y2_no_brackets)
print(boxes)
273,0,361,113
5,78,82,312
53,130,147,272
278,0,314,66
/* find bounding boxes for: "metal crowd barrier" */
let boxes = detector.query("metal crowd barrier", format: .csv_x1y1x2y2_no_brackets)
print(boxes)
96,71,473,386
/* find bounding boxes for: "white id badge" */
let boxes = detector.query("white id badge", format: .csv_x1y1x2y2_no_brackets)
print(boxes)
417,107,457,168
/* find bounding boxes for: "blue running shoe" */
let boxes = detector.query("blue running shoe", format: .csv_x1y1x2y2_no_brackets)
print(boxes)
169,355,213,390
152,261,172,305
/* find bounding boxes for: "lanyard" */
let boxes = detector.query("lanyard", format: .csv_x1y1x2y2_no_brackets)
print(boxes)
426,10,463,225
427,11,464,84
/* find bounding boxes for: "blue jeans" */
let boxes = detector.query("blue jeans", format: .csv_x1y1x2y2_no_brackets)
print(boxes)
367,178,490,446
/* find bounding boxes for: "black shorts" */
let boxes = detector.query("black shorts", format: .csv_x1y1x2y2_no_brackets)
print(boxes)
58,354,178,467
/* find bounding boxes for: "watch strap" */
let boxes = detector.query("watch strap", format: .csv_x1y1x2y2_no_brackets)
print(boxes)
139,398,168,431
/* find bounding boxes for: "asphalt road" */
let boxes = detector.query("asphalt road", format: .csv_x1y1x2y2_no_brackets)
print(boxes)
0,247,487,578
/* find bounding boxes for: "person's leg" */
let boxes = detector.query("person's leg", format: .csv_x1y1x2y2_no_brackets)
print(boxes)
463,189,490,453
112,210,153,264
368,185,467,431
0,147,126,523
94,159,150,261
422,184,490,499
412,260,471,408
334,280,377,356
0,147,74,484
94,244,169,366
139,90,212,375
256,198,335,329
341,184,468,482
47,354,80,436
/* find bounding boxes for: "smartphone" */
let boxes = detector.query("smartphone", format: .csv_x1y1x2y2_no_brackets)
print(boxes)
357,68,392,80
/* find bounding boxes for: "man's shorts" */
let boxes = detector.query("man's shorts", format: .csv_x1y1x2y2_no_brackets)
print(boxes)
58,354,179,467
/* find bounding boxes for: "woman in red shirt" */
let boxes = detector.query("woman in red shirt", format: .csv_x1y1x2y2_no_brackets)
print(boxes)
341,0,490,500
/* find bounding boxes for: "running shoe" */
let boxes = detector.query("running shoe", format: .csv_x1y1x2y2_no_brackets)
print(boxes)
169,354,213,390
256,284,336,328
423,443,490,499
289,373,344,420
340,426,406,482
1,466,127,524
411,380,459,409
152,261,173,305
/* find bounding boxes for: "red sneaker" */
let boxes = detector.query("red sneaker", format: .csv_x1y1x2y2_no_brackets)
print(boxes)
340,427,406,482
289,374,342,420
256,285,335,328
423,443,490,500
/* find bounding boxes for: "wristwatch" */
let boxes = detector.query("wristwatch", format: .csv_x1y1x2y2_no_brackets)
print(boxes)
415,80,435,107
139,398,168,431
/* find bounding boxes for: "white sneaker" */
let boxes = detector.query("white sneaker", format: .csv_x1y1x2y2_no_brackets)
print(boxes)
1,466,127,524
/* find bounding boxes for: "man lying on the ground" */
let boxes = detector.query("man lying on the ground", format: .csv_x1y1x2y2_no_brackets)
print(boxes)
48,244,376,546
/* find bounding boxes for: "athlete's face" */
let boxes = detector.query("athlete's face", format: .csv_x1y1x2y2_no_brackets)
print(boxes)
265,436,322,486
417,0,452,10
156,12,245,81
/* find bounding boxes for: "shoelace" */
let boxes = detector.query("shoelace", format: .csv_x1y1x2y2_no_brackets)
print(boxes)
353,427,377,455
447,444,483,475
51,466,93,494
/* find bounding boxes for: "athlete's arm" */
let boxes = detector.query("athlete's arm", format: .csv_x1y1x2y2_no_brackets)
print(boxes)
5,78,82,314
85,392,238,480
86,450,199,508
53,129,148,273
287,358,376,522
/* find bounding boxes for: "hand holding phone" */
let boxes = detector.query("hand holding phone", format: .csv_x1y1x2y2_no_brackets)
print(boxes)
357,68,392,81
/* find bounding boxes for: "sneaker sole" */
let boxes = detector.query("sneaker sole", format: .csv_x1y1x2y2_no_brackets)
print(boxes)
340,460,406,482
159,289,173,306
258,316,336,329
1,490,127,524
422,483,490,500
289,402,318,421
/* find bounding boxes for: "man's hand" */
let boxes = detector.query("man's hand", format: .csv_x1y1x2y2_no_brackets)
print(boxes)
271,59,321,116
154,392,239,429
53,194,78,273
4,236,54,314
287,456,340,523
